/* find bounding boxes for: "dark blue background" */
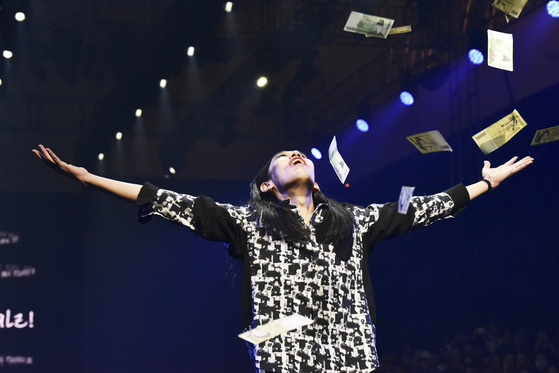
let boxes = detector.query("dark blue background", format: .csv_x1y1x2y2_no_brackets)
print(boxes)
1,112,557,372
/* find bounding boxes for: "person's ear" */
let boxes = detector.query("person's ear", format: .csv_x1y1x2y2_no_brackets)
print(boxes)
260,181,275,193
313,182,321,193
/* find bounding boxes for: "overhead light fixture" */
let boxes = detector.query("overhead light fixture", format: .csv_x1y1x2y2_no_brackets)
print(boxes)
225,2,233,13
399,91,414,106
468,49,484,65
160,79,167,88
355,119,369,132
98,153,105,161
15,12,26,22
547,1,559,17
187,46,195,56
115,132,123,140
135,109,142,117
310,148,322,160
3,50,13,59
169,167,176,175
256,76,268,87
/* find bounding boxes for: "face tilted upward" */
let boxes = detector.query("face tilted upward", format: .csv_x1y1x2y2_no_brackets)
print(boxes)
264,150,316,193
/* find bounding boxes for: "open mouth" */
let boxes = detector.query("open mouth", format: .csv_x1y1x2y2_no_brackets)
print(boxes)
290,158,306,166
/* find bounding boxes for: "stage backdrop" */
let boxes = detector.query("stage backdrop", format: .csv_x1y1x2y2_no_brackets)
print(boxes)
2,11,558,367
1,125,557,372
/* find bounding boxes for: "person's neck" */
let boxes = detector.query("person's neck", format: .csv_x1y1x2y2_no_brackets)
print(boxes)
276,186,315,225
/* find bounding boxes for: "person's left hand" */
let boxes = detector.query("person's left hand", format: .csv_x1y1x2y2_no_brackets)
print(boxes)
482,156,534,188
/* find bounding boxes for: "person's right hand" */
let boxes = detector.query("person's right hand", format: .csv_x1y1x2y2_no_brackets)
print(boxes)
32,144,89,184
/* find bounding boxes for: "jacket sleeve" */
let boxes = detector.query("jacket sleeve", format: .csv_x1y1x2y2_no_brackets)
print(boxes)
363,184,470,254
136,182,248,259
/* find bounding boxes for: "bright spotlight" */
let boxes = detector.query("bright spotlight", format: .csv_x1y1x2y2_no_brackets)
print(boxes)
225,2,233,12
115,132,123,140
399,91,414,106
15,12,26,22
169,167,176,175
159,79,167,88
310,148,322,160
0,79,2,86
256,76,268,87
135,109,142,117
468,49,484,65
355,119,369,132
547,1,559,17
3,50,13,59
187,46,195,56
98,153,105,161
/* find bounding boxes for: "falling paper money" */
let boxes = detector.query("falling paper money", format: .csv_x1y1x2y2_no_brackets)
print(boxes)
530,125,559,145
366,25,412,37
344,11,394,39
492,0,529,20
238,314,314,345
329,136,350,183
388,25,412,35
472,109,527,154
398,186,415,214
488,29,513,71
406,130,453,154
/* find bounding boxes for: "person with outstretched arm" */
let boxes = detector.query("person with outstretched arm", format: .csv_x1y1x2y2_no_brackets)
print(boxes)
33,144,533,373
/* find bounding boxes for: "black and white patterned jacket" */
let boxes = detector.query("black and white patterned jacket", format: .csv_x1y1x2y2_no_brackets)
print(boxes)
137,182,470,373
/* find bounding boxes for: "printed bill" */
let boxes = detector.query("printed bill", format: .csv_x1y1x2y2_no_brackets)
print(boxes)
472,109,528,154
329,136,350,184
389,25,412,35
366,25,412,37
398,186,415,215
492,0,529,20
238,314,314,345
406,130,453,154
530,125,559,145
344,11,394,39
488,29,513,71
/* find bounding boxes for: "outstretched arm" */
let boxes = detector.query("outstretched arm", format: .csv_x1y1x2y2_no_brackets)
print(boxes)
32,144,142,202
466,156,534,201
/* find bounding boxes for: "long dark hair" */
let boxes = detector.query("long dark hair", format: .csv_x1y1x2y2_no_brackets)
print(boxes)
248,154,355,249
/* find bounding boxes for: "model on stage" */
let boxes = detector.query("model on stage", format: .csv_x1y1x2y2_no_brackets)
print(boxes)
33,145,533,372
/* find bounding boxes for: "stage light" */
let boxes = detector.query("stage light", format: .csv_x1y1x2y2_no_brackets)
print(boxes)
169,167,176,175
3,50,13,59
98,153,105,161
225,2,233,12
0,79,2,86
547,1,559,17
160,79,167,88
115,132,123,140
399,91,414,106
468,49,484,65
256,76,268,87
311,147,322,160
355,119,369,132
135,109,142,117
187,46,195,56
15,12,26,22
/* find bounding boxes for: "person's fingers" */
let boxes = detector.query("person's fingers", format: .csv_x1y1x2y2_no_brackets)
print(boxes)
45,148,62,165
38,144,47,155
514,156,534,170
37,144,55,163
31,149,42,160
504,156,519,166
33,146,52,164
